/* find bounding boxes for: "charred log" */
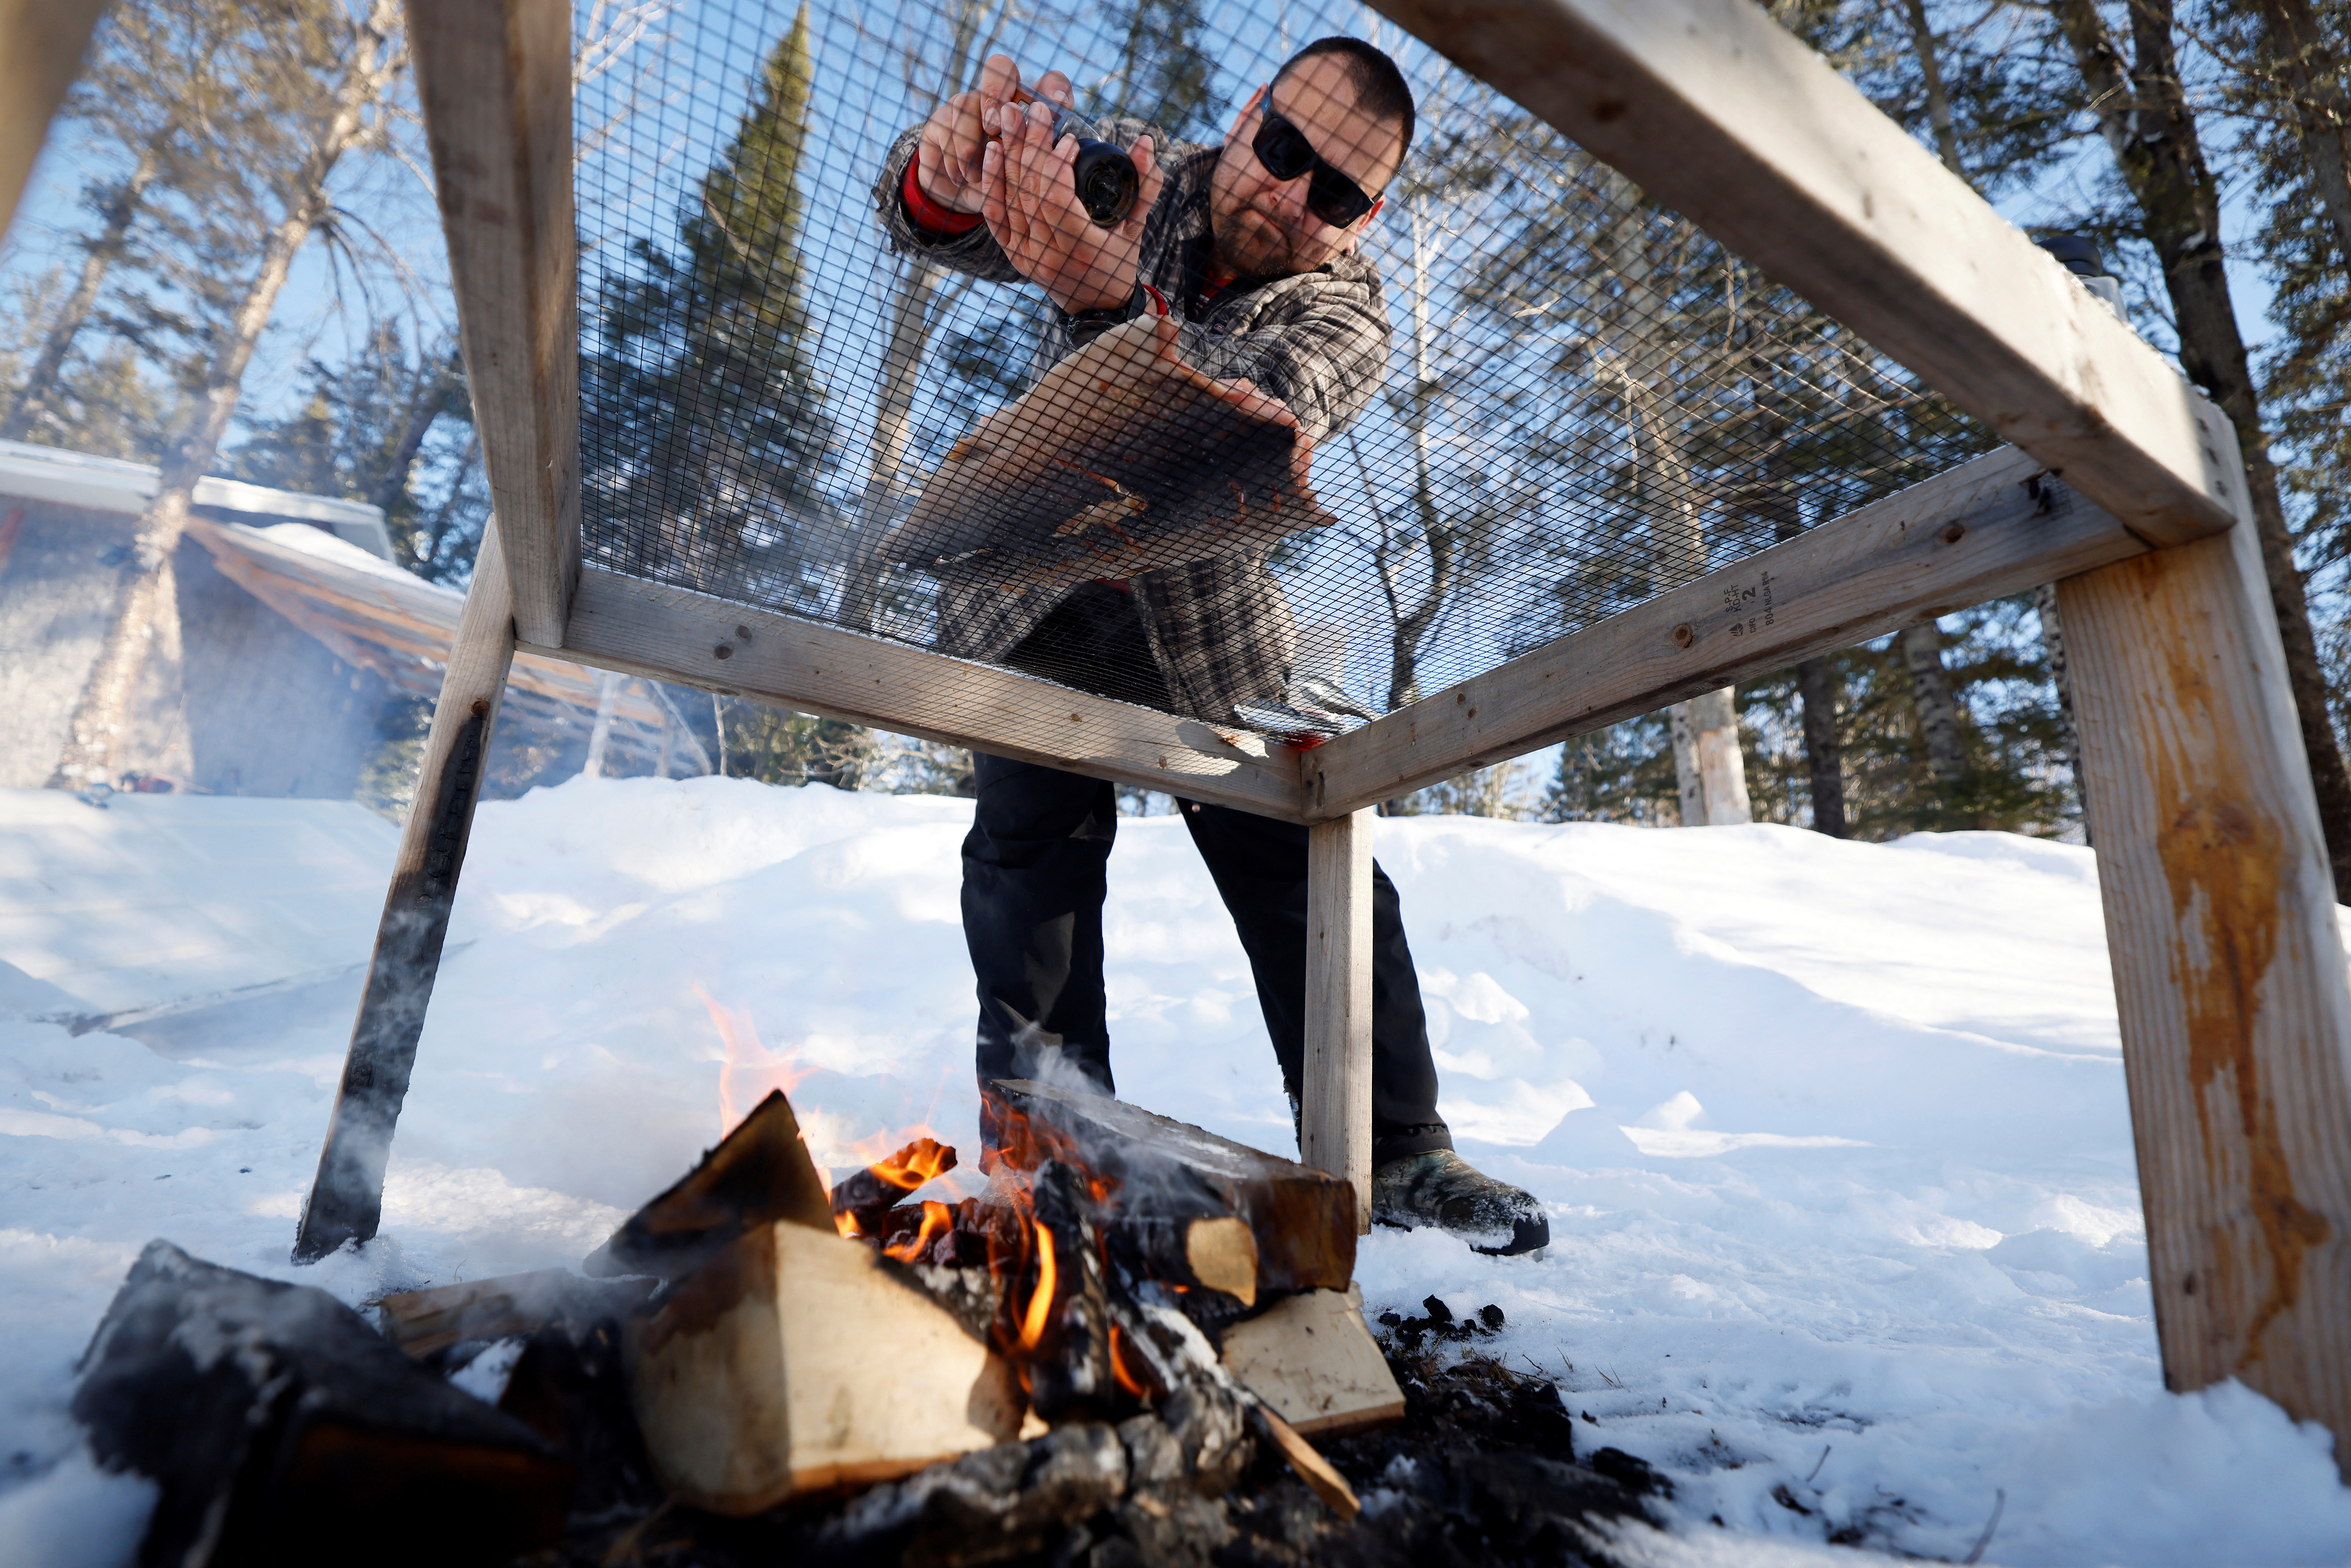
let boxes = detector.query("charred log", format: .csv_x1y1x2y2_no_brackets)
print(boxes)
831,1136,958,1236
583,1089,834,1280
992,1079,1356,1294
73,1241,572,1568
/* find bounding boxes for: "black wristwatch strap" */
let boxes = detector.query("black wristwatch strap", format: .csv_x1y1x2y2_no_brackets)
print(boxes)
1061,284,1152,336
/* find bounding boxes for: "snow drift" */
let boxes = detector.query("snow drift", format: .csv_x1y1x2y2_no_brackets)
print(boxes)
2,778,2347,1565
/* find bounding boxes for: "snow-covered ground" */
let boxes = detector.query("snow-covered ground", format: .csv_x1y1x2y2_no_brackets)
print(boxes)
3,778,2349,1566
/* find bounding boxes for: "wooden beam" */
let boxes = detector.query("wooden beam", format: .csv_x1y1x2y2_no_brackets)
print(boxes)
2058,422,2351,1479
1305,445,2147,819
1301,809,1373,1228
293,521,518,1262
1363,0,2243,550
0,0,105,245
408,0,578,646
534,565,1309,821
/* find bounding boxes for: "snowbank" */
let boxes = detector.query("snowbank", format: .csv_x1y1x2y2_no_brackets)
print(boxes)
2,778,2346,1564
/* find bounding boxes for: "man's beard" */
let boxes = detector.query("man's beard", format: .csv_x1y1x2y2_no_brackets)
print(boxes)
1213,202,1297,279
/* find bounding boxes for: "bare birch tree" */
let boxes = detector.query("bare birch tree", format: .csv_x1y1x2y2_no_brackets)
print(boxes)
48,0,406,789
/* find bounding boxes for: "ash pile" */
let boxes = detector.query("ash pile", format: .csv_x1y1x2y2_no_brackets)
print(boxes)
71,1082,1667,1567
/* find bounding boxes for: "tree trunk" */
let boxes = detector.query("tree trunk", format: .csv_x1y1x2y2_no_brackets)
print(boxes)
2034,582,2091,841
2050,0,2351,899
1690,686,1751,825
582,670,621,778
1671,701,1704,826
367,346,464,515
1899,0,1966,177
2251,0,2351,267
47,0,404,789
840,260,945,630
1901,620,1970,816
1796,655,1847,837
0,123,172,444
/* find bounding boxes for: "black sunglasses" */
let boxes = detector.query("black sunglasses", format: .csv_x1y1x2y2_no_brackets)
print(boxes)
1251,105,1378,229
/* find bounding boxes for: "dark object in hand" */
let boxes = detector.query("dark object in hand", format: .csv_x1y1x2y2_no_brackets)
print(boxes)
1001,90,1137,227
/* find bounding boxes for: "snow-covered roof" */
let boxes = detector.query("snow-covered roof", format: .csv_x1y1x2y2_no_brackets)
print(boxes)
0,437,394,560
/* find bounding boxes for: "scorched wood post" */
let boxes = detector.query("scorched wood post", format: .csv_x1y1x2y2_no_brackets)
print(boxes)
293,520,518,1261
1302,809,1375,1227
2058,406,2351,1482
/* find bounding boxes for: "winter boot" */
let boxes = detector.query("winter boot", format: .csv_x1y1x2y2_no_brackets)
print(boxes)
1370,1150,1548,1256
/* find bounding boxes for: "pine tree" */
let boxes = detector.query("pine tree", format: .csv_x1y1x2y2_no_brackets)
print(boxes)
585,3,836,606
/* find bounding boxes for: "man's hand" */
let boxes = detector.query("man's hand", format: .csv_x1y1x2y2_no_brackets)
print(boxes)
915,54,1059,216
980,91,1166,315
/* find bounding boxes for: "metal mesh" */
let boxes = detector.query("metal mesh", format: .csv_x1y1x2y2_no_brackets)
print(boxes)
576,0,1988,736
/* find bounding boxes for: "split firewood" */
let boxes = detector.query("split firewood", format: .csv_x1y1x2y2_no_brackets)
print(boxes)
830,1136,959,1235
75,1240,573,1568
1109,1213,1260,1308
1218,1285,1404,1438
583,1088,833,1280
991,1079,1354,1294
624,1217,1028,1514
377,1268,653,1358
1250,1405,1362,1521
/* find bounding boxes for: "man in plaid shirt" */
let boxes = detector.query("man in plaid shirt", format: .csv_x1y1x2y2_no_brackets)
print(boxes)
877,37,1545,1254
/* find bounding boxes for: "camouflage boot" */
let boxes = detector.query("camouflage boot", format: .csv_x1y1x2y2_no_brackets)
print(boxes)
1370,1150,1549,1256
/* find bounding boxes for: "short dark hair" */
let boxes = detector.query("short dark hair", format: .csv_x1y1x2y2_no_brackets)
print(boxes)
1272,37,1415,173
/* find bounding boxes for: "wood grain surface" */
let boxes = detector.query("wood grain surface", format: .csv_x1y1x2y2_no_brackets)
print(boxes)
540,565,1310,820
2060,426,2351,1478
409,0,579,646
0,0,104,245
1302,808,1374,1228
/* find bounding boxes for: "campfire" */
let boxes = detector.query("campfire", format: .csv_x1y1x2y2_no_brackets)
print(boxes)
71,1075,1666,1566
580,1077,1397,1518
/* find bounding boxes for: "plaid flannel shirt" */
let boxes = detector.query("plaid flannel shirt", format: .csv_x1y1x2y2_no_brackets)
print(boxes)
872,124,1393,725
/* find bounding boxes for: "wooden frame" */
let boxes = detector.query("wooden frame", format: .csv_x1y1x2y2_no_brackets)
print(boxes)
534,567,1307,821
0,0,106,246
261,0,2351,1471
408,0,578,648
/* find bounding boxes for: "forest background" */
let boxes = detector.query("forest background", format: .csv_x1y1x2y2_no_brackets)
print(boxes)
5,0,2348,859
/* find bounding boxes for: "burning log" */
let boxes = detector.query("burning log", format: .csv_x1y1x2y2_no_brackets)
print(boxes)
623,1217,1031,1514
582,1088,833,1280
74,1241,573,1568
991,1078,1355,1294
831,1136,957,1236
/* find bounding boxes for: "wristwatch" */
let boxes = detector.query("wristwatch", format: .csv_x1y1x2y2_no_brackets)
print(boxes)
1060,283,1169,336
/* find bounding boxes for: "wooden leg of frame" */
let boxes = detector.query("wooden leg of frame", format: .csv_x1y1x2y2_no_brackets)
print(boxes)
2059,503,2351,1477
292,524,518,1262
0,0,106,244
1302,807,1375,1233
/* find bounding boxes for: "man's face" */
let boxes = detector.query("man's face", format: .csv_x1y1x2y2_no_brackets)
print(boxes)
1208,53,1403,280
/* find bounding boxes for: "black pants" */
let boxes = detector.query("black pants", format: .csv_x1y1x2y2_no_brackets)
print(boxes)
962,584,1452,1167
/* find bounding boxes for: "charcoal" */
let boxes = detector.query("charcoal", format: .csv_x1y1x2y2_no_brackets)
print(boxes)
812,1421,1129,1567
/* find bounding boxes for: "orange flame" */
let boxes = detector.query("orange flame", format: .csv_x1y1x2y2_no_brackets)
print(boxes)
884,1200,954,1264
1018,1217,1057,1349
871,1137,955,1194
696,984,820,1134
1108,1324,1145,1398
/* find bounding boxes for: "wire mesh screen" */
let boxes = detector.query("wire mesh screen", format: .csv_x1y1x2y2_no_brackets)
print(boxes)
576,0,1988,739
